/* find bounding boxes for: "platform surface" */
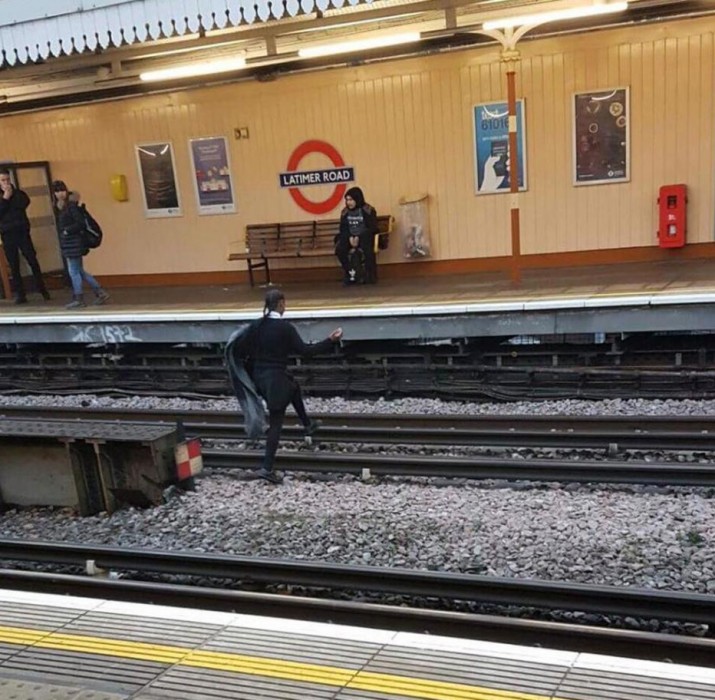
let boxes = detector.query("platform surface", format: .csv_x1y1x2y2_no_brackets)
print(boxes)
1,258,714,343
1,588,715,700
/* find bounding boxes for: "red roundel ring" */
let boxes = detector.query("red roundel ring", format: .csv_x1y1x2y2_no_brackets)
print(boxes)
286,139,347,215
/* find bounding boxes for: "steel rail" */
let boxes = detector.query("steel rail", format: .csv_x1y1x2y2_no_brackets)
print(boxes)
1,540,713,626
1,569,712,665
1,405,714,449
202,448,715,486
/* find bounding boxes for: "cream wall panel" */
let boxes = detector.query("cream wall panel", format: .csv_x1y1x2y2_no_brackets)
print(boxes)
1,17,714,277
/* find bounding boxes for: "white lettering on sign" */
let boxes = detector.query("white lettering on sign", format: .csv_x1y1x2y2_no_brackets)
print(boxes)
71,325,143,343
279,167,354,188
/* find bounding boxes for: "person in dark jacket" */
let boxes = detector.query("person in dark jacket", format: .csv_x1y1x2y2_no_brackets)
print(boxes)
334,186,379,285
52,180,109,309
0,168,50,304
249,289,342,484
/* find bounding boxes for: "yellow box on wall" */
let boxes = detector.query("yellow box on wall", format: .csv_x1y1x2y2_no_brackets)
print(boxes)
110,174,128,201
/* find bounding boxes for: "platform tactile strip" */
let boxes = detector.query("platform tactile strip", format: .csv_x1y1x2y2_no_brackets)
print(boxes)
1,648,166,690
146,666,339,699
0,676,129,699
364,646,567,696
63,612,222,647
0,603,84,630
557,669,715,700
205,627,380,667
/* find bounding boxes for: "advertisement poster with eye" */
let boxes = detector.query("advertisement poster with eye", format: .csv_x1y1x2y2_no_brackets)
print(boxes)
135,142,182,218
473,100,527,194
189,136,236,215
573,87,629,185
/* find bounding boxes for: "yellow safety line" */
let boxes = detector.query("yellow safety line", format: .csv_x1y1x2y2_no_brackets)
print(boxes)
0,625,560,700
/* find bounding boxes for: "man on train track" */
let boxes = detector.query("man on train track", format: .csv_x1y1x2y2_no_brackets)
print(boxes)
226,289,342,484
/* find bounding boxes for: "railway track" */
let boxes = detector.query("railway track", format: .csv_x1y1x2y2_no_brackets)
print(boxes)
1,358,715,400
0,539,713,664
2,405,715,451
4,406,715,484
201,448,715,485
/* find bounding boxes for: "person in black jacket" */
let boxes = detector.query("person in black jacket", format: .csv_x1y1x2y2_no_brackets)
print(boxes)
250,289,342,484
0,168,50,304
334,186,379,285
52,180,109,309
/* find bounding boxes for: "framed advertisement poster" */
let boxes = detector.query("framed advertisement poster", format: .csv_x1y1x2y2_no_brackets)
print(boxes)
189,136,236,215
573,87,629,185
473,100,527,194
135,142,182,218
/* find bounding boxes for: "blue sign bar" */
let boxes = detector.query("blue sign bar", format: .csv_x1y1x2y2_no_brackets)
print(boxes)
279,167,354,188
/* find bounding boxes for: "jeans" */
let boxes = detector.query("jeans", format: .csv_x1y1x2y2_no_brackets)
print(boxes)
66,256,100,296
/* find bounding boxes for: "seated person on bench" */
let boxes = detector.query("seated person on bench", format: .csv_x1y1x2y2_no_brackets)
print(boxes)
334,186,379,285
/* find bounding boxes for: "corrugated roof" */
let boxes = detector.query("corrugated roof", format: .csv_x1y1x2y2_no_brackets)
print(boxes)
0,0,377,67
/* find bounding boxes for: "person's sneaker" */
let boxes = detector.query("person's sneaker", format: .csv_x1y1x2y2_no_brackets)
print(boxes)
40,289,51,301
257,469,283,484
13,296,27,305
65,298,86,310
93,290,110,305
304,419,322,445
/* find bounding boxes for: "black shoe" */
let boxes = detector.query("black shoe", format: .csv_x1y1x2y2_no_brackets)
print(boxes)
258,469,283,484
40,289,51,301
14,296,27,305
304,420,322,437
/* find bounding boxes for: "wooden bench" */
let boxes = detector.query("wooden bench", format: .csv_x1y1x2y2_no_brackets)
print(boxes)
228,214,393,287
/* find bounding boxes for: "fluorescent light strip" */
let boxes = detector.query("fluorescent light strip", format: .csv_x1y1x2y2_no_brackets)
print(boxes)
483,2,628,30
140,56,246,82
298,32,421,59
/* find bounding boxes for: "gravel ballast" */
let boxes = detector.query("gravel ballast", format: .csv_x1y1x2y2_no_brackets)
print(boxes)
0,394,713,596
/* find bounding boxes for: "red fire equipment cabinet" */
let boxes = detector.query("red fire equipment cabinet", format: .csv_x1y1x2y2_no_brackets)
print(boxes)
657,184,687,248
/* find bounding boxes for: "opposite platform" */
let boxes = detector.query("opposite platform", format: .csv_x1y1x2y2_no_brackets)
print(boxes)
0,259,714,343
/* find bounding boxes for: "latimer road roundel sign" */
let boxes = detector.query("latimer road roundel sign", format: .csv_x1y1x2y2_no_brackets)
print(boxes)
279,140,355,215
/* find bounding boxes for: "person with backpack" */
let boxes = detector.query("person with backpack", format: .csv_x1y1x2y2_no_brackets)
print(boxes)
334,186,379,285
52,180,109,309
227,289,342,484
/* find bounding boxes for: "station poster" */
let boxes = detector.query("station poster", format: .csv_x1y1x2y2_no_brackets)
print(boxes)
189,136,236,215
573,87,630,185
473,100,527,194
135,142,182,218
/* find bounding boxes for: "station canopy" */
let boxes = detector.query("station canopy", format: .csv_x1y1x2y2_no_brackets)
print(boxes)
0,0,705,110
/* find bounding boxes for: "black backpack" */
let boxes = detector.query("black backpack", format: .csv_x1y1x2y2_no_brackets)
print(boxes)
80,203,103,249
347,246,366,284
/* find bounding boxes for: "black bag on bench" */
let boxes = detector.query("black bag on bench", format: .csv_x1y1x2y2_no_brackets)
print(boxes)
347,247,367,285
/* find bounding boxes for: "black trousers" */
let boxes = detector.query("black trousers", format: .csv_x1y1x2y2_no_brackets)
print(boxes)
262,384,310,472
1,228,46,298
335,233,377,283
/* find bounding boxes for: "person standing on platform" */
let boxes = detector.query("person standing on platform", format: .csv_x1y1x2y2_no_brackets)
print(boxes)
52,180,110,309
231,289,342,484
334,186,379,285
0,168,51,304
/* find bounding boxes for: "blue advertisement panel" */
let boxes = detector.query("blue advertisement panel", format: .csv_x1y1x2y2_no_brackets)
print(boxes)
473,100,527,194
189,136,236,215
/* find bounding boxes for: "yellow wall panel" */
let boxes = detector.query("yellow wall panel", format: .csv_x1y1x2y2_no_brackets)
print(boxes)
0,17,714,277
